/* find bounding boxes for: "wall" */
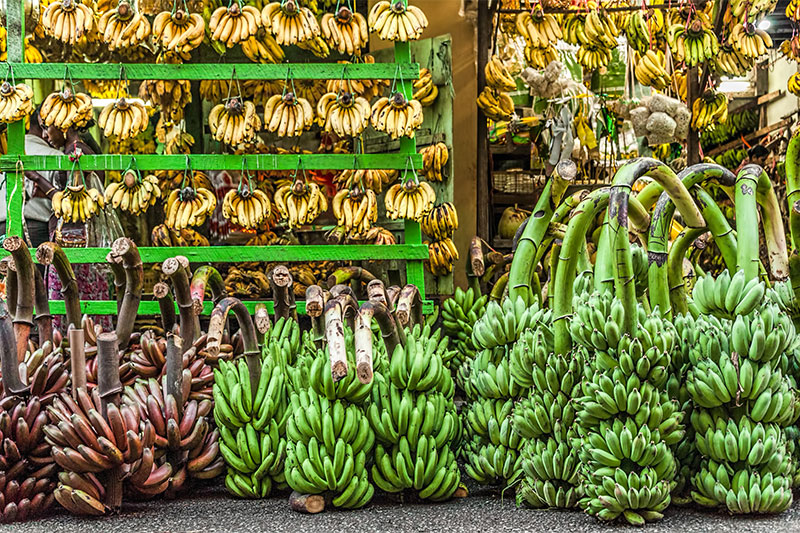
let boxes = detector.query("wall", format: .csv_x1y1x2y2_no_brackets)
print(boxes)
766,56,798,127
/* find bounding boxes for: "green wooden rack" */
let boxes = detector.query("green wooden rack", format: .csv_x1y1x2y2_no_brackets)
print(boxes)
0,0,431,315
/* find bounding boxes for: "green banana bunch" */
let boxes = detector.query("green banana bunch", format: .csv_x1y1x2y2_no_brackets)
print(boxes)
471,296,541,350
462,433,524,486
387,324,456,396
570,289,628,352
767,281,800,322
441,287,487,377
624,10,650,54
691,459,794,513
692,412,789,466
468,347,526,400
268,316,302,360
690,269,766,320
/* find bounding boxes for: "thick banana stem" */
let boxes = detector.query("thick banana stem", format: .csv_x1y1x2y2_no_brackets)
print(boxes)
785,132,800,252
329,285,359,330
3,236,34,362
96,331,123,415
735,165,762,281
0,302,27,394
165,333,183,418
207,297,260,398
36,242,82,331
153,282,177,334
531,191,588,270
367,279,390,306
68,328,87,398
754,169,789,280
106,252,126,313
490,272,509,302
395,284,422,328
387,285,401,308
190,265,227,315
0,258,18,319
163,256,195,349
33,267,53,345
469,236,485,277
269,265,296,320
306,285,327,344
354,306,374,385
694,187,738,271
508,160,576,304
254,302,271,345
359,300,400,364
367,279,406,346
667,228,707,315
110,238,143,351
324,297,350,381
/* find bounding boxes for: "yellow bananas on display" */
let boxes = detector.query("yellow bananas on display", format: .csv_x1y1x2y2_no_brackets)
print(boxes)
104,170,161,214
524,44,558,69
624,10,650,54
713,45,752,77
413,68,439,107
209,2,263,48
199,79,231,104
263,92,314,137
730,22,773,59
420,202,458,241
243,79,284,106
96,0,151,50
317,91,370,138
669,18,719,67
476,87,514,121
42,0,95,45
164,186,217,230
334,168,398,193
332,187,378,234
370,92,424,139
208,98,262,146
52,181,105,223
97,97,149,140
321,4,369,56
262,0,320,46
577,44,613,71
485,57,516,93
164,130,195,155
293,78,327,107
691,90,728,130
138,76,192,122
634,49,670,91
426,237,458,276
384,179,435,221
780,36,800,61
583,8,620,48
152,9,206,54
788,72,800,97
221,186,272,229
273,180,328,227
515,9,561,48
0,27,6,61
326,56,389,101
420,142,448,182
241,29,285,63
151,223,210,246
40,87,93,131
24,36,44,63
0,82,35,123
296,34,331,57
368,0,428,41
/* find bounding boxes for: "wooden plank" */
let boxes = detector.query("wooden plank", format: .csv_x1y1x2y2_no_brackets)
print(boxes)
4,62,420,80
706,118,793,157
727,90,783,114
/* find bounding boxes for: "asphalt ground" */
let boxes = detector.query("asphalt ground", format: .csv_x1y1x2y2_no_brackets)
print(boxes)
5,483,800,533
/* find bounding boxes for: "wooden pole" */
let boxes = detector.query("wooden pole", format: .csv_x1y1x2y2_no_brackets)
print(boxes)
686,67,700,165
477,0,491,241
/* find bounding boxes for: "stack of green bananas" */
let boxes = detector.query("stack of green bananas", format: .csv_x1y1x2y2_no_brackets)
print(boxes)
714,148,749,171
440,287,488,390
213,347,289,499
686,272,800,513
689,269,766,320
367,325,462,500
510,326,584,509
572,285,684,526
267,316,302,357
700,108,758,149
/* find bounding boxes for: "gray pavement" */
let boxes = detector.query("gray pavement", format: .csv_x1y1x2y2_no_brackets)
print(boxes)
5,484,800,533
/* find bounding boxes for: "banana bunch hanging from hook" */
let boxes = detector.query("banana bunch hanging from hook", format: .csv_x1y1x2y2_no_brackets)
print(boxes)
97,0,151,51
209,1,263,48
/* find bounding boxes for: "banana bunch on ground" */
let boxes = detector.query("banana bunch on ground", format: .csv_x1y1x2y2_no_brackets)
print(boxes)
634,50,671,91
420,142,448,181
368,325,461,500
624,10,651,54
669,18,719,67
40,87,93,131
515,9,561,48
477,88,515,121
0,82,34,124
262,0,320,45
104,171,161,214
484,57,516,93
690,269,765,319
11,342,70,402
164,131,195,155
332,187,378,234
334,168,398,193
138,75,192,123
714,44,752,77
151,224,210,246
321,4,368,55
97,97,149,140
426,238,459,277
370,93,424,139
691,90,728,131
222,186,272,229
412,68,439,107
730,22,772,59
441,287,487,391
263,92,314,137
577,44,613,71
164,186,217,230
209,98,261,146
209,2,263,48
42,0,95,45
242,29,285,63
213,351,288,499
52,182,104,223
152,9,206,54
384,180,435,221
368,0,428,41
274,180,328,227
420,202,458,241
96,1,151,51
317,92,371,138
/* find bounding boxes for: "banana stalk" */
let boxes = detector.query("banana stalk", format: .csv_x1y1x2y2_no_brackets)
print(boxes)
36,242,82,331
68,328,87,397
395,284,422,328
754,168,789,280
508,160,576,304
490,272,509,302
97,331,124,510
165,334,184,414
106,251,126,314
785,132,800,253
324,295,359,381
163,256,195,349
693,187,738,271
3,236,34,362
306,285,327,345
207,296,260,401
190,266,227,316
667,228,707,315
330,285,360,330
734,165,762,280
110,238,143,351
469,235,485,277
530,192,588,276
368,280,406,347
254,302,271,342
153,282,177,334
33,267,53,346
326,266,377,290
269,265,296,321
0,301,28,394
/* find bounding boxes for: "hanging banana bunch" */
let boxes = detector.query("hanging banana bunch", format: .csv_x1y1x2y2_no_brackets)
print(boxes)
484,57,516,93
789,72,800,97
624,10,651,54
209,97,262,146
40,86,93,131
577,44,613,71
327,56,389,101
668,17,719,67
321,3,368,56
476,87,514,121
515,8,561,48
634,50,671,91
262,0,320,46
199,79,231,104
152,9,206,54
164,130,195,155
368,0,428,41
293,79,327,108
263,91,315,137
0,82,34,124
0,27,6,61
334,168,398,193
420,202,458,241
52,168,105,223
241,28,285,63
370,92,424,140
274,179,328,227
730,22,773,59
691,90,728,130
419,142,448,181
524,44,558,69
426,238,459,276
412,68,438,107
97,97,149,140
209,1,263,48
105,169,161,214
222,179,272,229
332,187,378,235
317,92,371,138
164,183,217,230
42,0,95,45
97,0,151,51
384,179,435,221
713,44,752,77
24,36,44,63
780,35,800,61
243,79,285,106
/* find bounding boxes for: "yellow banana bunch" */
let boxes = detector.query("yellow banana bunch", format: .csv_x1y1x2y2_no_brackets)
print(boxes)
326,56,388,101
370,92,424,139
321,4,368,56
0,82,35,123
0,27,6,61
273,180,328,227
24,37,44,63
52,182,105,223
574,113,597,150
243,79,284,106
634,49,671,91
485,57,516,92
317,91,370,138
263,92,314,137
420,202,458,241
624,10,650,54
241,29,285,63
42,0,95,45
157,169,214,193
222,186,272,229
334,168,398,193
577,44,613,71
209,2,263,48
561,14,587,45
368,226,396,245
96,0,150,50
97,97,149,140
332,187,378,234
714,44,752,77
426,238,458,276
524,44,558,69
164,130,195,155
199,80,231,104
788,72,800,97
368,0,428,41
780,36,800,61
151,223,210,247
138,76,192,122
515,8,561,48
384,180,435,221
669,18,719,67
105,171,161,214
262,0,320,46
208,98,262,146
296,34,331,57
293,78,327,107
40,87,93,131
787,0,800,20
691,90,728,131
420,142,448,182
81,79,124,99
730,22,772,59
413,68,439,107
152,9,206,54
671,71,687,102
164,186,217,230
583,8,619,48
477,87,514,121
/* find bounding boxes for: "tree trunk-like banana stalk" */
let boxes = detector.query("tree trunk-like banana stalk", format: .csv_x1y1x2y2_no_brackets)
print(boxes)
254,302,271,345
190,266,226,315
329,285,359,330
469,236,485,277
324,298,348,381
0,301,27,394
368,279,406,346
735,165,762,281
153,282,177,334
163,256,195,349
33,267,53,346
36,241,82,331
305,285,327,345
693,187,737,272
395,284,422,329
165,333,183,419
68,328,87,398
785,132,800,252
754,168,789,280
207,297,260,402
110,238,143,351
96,330,124,510
508,160,576,304
269,265,296,320
106,251,125,314
667,228,707,316
3,236,34,362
